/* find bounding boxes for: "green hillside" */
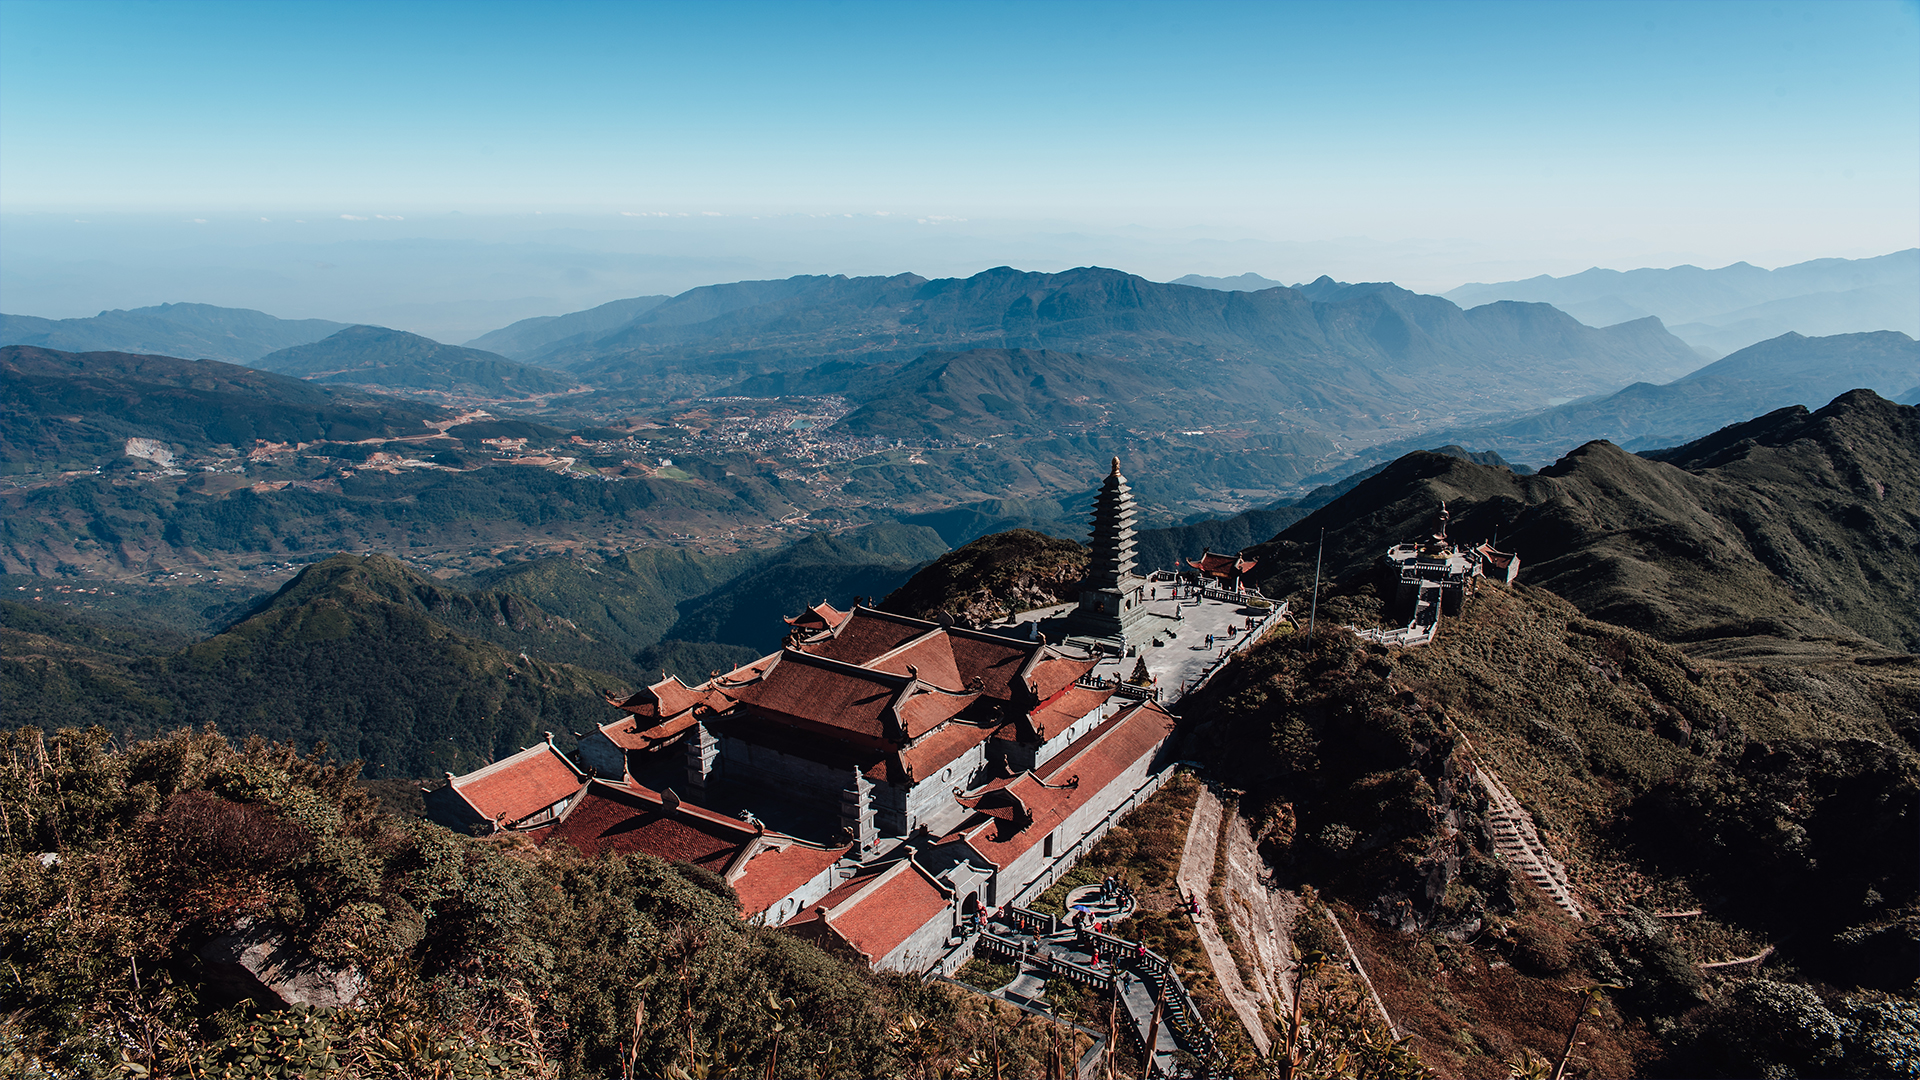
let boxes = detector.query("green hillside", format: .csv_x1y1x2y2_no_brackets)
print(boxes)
1246,390,1920,655
0,726,1071,1078
878,528,1088,623
1181,583,1917,1077
3,523,955,769
1363,330,1918,464
0,345,448,468
256,325,579,396
636,523,949,669
584,267,1702,409
464,293,671,359
0,554,627,775
1144,392,1920,1075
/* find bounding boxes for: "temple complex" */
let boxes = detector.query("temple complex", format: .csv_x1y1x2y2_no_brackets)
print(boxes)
425,460,1291,976
577,674,725,779
694,603,1117,852
1370,503,1520,644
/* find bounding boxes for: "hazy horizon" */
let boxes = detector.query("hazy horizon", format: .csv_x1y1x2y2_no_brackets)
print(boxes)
2,0,1916,341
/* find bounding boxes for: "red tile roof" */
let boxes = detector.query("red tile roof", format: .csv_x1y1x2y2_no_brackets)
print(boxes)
595,710,700,751
545,780,756,868
945,629,1044,702
1026,684,1114,740
784,857,951,965
868,632,965,691
940,699,1175,869
725,649,977,743
784,601,849,630
803,608,936,665
609,674,707,718
1036,698,1174,785
956,784,1030,823
450,742,586,825
726,650,903,741
545,780,848,918
732,839,848,918
1027,655,1096,703
893,685,982,740
709,711,887,774
1189,551,1256,577
895,720,1001,784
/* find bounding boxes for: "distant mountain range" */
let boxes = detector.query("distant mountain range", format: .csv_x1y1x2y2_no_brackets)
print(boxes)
1445,249,1919,357
0,302,349,364
256,325,580,397
1167,272,1287,291
517,266,1706,424
1345,330,1918,468
464,294,671,360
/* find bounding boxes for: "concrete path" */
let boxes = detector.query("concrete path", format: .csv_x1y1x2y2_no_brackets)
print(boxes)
984,925,1188,1076
1175,784,1273,1055
1013,586,1275,702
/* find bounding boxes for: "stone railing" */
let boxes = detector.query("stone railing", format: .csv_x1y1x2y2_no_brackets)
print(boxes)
1348,623,1437,647
1075,927,1220,1070
1198,582,1270,603
1005,905,1059,937
1074,672,1162,701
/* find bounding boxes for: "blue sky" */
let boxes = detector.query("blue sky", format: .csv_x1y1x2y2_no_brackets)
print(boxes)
0,0,1915,326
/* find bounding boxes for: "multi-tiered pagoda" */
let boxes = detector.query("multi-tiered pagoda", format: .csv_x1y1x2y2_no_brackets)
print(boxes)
1065,457,1154,652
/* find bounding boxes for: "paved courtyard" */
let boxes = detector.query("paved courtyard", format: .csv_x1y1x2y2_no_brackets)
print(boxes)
1012,582,1285,702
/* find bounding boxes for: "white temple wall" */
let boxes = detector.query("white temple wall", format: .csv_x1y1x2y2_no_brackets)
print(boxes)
718,736,853,805
1001,736,1171,906
756,860,848,928
903,741,992,836
576,728,626,778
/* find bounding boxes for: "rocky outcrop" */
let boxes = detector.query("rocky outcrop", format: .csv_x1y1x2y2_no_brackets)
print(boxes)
197,923,365,1009
879,529,1088,626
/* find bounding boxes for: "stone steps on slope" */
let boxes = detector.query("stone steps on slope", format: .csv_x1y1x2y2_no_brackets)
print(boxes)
1474,766,1584,921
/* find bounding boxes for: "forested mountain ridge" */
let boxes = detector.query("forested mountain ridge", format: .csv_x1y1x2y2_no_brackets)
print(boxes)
1245,388,1920,656
0,345,449,467
528,266,1705,420
1347,330,1919,466
0,302,349,363
256,324,580,397
0,553,628,775
1445,248,1920,355
2,521,952,774
462,293,671,359
1180,581,1917,1077
1152,391,1920,1076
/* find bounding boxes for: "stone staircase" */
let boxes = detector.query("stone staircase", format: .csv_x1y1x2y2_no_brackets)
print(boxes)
1475,767,1584,921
